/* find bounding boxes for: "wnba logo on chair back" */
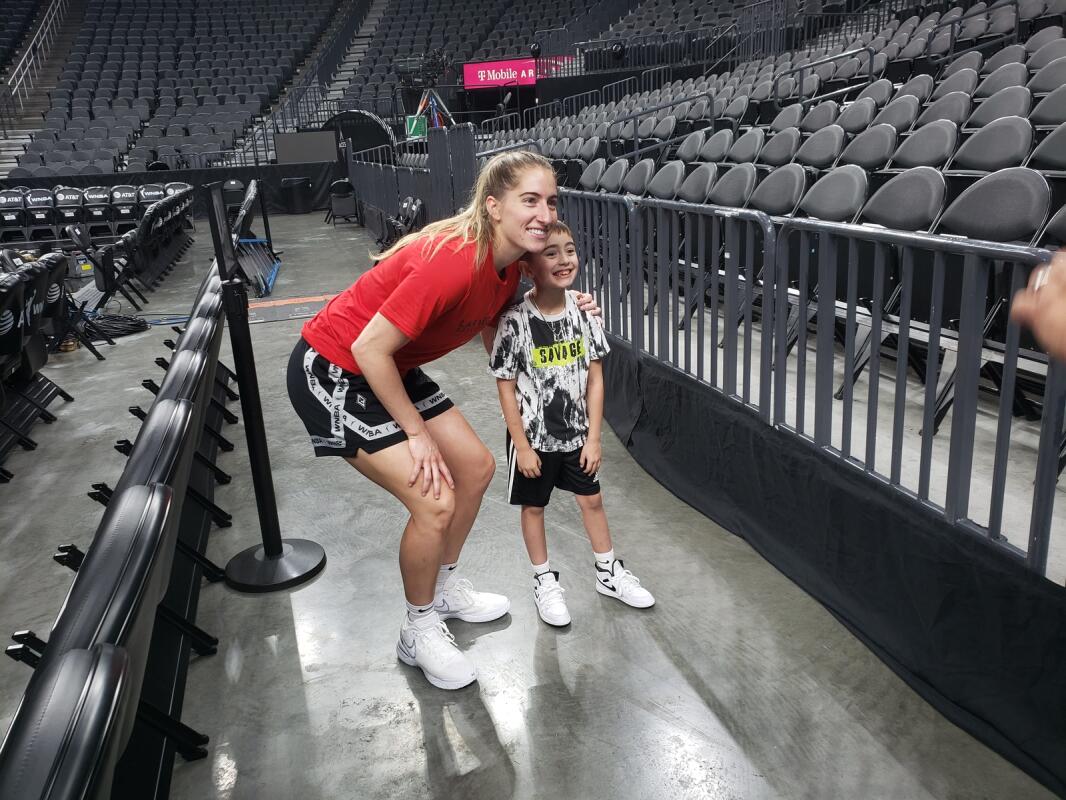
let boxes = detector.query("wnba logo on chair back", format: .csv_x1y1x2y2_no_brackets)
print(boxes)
462,56,574,89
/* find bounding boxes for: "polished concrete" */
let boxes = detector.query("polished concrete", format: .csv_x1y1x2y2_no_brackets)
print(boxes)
0,214,1055,800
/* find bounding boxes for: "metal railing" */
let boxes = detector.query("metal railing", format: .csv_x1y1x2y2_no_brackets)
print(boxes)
771,46,877,110
604,90,714,164
770,217,1058,572
557,188,1060,577
737,0,789,62
523,99,563,128
700,23,742,76
602,76,638,104
248,0,372,160
532,0,643,58
563,90,603,117
6,0,69,112
0,88,17,140
480,112,520,133
922,0,1021,68
541,25,733,79
799,0,901,51
292,0,371,97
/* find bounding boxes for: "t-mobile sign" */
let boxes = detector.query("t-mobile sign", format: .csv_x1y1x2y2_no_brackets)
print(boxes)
463,58,537,89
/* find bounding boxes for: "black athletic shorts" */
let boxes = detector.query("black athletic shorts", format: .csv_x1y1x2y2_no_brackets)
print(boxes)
287,337,454,458
506,431,600,507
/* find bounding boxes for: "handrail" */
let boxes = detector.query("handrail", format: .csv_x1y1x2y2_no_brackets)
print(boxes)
480,112,519,133
532,26,571,56
523,99,563,128
602,76,638,104
532,0,643,56
352,144,395,164
267,0,371,135
735,0,789,58
771,46,876,110
6,0,69,112
478,140,542,157
704,28,754,78
605,90,715,162
575,24,725,53
0,87,16,139
563,89,602,117
640,66,673,93
922,0,1020,67
548,24,729,78
701,23,740,74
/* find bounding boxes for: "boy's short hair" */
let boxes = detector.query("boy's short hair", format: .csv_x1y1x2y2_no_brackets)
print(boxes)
543,220,573,241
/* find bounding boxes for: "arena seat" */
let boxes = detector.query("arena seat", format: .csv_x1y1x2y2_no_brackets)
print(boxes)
0,644,133,800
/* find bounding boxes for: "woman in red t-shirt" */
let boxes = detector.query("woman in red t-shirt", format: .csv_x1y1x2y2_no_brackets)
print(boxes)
288,150,595,690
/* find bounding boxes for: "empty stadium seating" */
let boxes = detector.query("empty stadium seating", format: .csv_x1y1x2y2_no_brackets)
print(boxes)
0,1,40,75
14,0,339,175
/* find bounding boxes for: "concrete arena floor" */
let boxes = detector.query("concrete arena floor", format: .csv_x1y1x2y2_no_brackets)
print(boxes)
0,213,1054,800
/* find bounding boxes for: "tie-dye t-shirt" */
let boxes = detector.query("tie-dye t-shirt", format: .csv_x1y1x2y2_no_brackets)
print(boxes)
489,291,610,452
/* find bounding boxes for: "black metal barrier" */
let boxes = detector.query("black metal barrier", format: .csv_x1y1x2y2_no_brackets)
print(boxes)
0,178,311,799
0,250,74,482
349,125,480,244
0,258,233,799
558,187,1066,795
545,25,734,79
71,185,195,315
228,180,281,298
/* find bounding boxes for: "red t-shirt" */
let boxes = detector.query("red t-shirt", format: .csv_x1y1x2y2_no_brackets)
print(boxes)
301,237,520,375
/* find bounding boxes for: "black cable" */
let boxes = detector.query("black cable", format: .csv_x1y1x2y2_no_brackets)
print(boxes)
84,312,150,341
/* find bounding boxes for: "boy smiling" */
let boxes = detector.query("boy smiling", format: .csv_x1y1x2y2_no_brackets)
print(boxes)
489,221,655,626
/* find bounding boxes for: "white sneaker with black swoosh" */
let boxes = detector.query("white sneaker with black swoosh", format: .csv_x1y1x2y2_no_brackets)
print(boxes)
533,570,571,626
396,615,477,690
595,559,655,608
435,576,511,623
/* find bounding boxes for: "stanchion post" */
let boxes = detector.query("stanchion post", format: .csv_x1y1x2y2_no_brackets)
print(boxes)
204,182,326,592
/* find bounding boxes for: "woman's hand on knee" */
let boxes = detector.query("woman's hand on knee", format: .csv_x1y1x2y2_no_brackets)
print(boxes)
407,428,455,499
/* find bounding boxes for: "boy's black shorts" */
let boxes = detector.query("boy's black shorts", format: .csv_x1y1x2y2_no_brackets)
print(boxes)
506,431,600,507
287,338,453,458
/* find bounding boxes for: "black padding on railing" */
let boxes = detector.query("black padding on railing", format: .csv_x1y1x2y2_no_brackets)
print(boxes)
0,644,131,800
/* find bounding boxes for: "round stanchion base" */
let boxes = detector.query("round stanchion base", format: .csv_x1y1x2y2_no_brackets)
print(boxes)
225,539,326,593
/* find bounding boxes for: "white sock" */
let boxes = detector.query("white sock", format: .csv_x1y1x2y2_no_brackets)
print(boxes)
434,562,458,601
532,559,551,577
406,601,437,628
594,549,615,569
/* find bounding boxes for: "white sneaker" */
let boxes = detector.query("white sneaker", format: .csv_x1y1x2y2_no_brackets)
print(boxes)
396,614,477,690
595,559,655,608
533,571,571,626
435,576,511,623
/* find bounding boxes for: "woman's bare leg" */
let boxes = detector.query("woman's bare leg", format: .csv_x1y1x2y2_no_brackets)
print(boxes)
345,444,456,606
343,407,495,603
423,407,497,564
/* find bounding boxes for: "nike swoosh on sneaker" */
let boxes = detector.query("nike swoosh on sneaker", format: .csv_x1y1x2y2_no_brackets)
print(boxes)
434,599,450,612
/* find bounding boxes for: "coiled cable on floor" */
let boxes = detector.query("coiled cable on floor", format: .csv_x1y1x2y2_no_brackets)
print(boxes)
85,312,150,341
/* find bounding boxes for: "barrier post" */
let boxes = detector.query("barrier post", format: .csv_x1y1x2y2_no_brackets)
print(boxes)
204,183,327,592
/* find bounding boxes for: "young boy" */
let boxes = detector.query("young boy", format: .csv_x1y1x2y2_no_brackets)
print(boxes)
489,220,654,626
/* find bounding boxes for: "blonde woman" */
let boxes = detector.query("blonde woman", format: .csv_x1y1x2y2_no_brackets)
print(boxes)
288,151,595,689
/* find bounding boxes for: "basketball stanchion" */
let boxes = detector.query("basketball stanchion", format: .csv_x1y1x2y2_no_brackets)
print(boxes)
204,182,326,592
